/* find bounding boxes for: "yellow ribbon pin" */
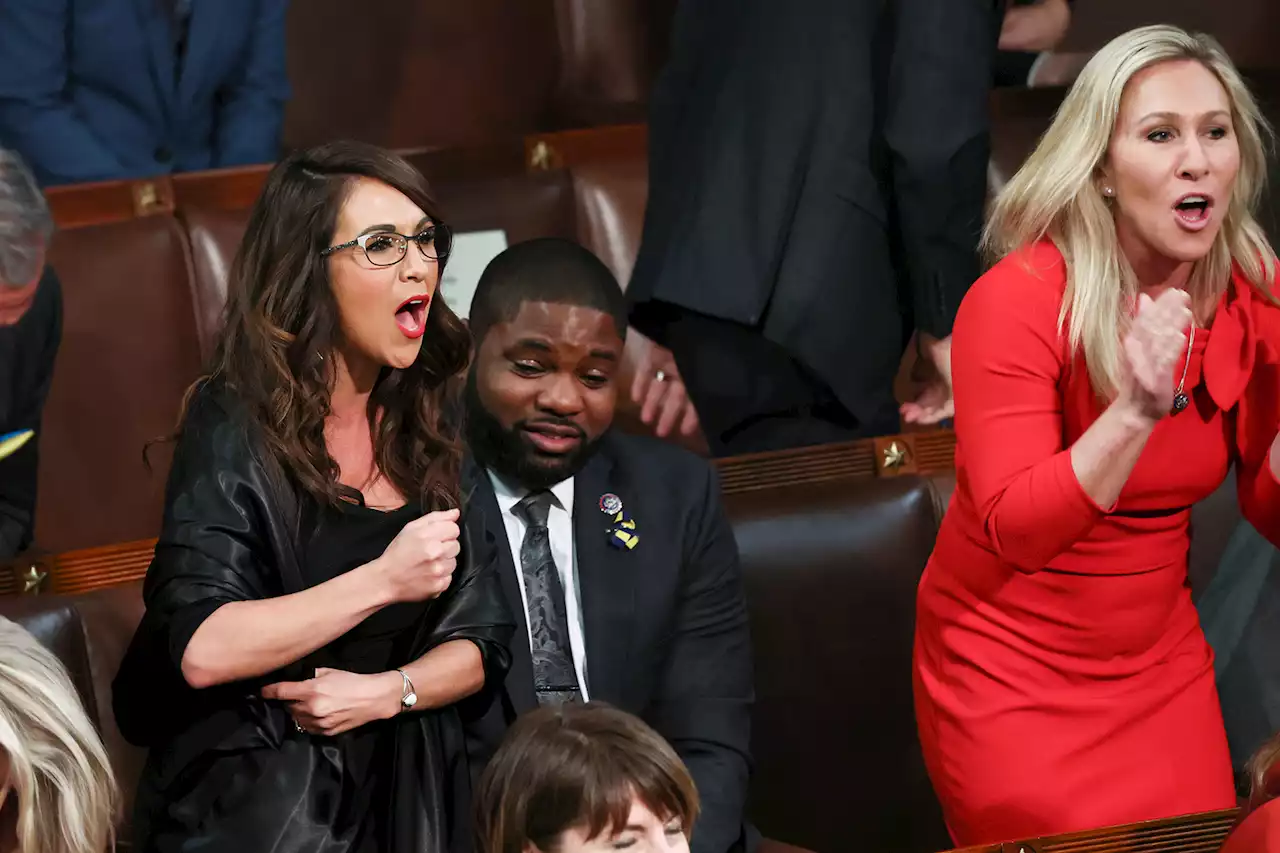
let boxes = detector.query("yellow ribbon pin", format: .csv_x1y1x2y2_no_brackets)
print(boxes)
0,430,34,461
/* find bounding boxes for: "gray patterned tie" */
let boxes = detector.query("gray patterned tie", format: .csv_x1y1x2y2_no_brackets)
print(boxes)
514,491,583,706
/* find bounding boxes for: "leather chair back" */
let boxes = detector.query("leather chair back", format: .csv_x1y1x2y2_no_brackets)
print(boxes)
725,474,953,853
571,157,649,288
283,1,562,151
42,217,203,553
182,207,251,361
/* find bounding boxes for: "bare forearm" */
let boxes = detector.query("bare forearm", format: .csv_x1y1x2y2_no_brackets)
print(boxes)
400,639,486,710
182,561,391,688
1070,400,1156,510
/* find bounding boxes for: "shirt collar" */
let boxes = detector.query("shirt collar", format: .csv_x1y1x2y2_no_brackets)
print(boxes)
486,468,576,518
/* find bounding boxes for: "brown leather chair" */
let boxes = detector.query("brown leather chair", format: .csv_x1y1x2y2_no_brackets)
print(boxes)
40,216,204,554
282,1,669,152
182,207,251,361
432,170,579,246
725,474,953,853
283,1,563,151
1058,0,1280,71
986,86,1066,196
549,0,669,128
570,157,649,288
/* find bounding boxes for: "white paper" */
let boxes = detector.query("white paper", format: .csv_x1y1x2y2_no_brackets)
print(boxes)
440,230,508,318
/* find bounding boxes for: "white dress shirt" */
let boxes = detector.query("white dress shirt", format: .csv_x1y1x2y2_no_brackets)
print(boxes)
486,470,590,698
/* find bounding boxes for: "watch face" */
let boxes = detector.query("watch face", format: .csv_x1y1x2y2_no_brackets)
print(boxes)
403,691,417,708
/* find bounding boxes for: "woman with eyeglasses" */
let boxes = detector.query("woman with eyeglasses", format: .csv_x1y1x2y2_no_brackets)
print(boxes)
113,141,514,853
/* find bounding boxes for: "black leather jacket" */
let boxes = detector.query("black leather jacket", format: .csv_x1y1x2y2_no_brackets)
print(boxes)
113,382,513,853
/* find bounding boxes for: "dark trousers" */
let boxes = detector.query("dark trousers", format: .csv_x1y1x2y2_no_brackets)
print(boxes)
641,302,900,457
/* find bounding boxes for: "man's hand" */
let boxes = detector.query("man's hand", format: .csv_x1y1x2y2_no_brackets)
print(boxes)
262,667,402,736
626,327,701,439
901,332,954,426
999,0,1071,54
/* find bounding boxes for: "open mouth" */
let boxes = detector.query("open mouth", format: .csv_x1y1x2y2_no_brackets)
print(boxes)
521,422,584,455
1173,194,1213,231
394,294,430,339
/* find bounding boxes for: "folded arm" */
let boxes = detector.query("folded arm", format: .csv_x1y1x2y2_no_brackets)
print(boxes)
261,527,514,735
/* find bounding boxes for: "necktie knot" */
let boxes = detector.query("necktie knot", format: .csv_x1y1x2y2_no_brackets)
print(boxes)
515,491,554,528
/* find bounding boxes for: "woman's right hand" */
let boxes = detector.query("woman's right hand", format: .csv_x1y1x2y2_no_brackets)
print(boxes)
1118,289,1193,423
374,508,461,603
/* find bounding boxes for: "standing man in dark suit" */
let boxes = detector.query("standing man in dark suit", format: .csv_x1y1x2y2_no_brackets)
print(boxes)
0,0,289,186
460,239,754,853
628,0,1000,455
0,149,61,559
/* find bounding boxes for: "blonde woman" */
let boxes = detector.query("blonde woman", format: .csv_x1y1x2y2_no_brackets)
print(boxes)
0,617,116,853
913,25,1280,844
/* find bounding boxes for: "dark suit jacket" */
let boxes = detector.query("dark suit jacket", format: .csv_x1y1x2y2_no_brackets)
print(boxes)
628,0,998,425
0,0,289,186
461,433,755,853
0,267,61,558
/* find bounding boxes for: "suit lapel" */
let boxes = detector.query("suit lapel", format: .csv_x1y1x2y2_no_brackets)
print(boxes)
133,0,178,118
463,458,537,715
573,446,635,705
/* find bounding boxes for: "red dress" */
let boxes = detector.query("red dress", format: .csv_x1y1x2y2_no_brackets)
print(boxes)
914,241,1280,846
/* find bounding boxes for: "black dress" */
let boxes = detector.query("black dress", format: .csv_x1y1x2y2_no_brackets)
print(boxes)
113,384,514,853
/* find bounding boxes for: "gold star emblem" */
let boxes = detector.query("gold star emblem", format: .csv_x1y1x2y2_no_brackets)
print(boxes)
528,140,553,171
21,565,47,594
882,440,909,469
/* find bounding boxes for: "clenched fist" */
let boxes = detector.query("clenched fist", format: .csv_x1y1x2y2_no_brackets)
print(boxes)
375,508,461,603
1119,289,1194,422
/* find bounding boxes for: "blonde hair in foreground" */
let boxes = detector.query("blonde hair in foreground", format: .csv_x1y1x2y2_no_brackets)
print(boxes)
984,24,1277,396
0,618,116,853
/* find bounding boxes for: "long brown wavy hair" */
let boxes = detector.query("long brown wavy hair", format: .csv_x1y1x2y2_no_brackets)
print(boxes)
199,141,470,511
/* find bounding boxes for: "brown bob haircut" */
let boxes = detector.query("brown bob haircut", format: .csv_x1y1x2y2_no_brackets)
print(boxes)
475,702,700,853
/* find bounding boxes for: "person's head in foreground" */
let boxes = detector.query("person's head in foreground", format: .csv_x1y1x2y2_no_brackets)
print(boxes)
0,617,116,853
0,148,52,327
464,238,628,491
475,702,698,853
987,24,1274,395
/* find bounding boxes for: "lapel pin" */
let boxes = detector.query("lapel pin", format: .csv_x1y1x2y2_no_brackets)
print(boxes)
601,495,639,550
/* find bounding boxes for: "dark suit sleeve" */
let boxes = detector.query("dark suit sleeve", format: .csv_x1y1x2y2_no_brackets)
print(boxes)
0,0,127,184
885,0,998,338
212,0,289,168
0,269,61,558
649,464,753,853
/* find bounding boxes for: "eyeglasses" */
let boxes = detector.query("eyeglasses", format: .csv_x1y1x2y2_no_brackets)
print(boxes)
321,223,453,267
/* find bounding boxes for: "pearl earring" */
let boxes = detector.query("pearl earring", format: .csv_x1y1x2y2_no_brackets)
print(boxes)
1103,186,1114,197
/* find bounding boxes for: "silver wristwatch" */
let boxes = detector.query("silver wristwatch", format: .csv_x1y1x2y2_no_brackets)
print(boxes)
396,669,417,712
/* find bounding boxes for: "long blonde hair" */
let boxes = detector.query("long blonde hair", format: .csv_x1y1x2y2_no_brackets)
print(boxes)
985,25,1277,396
0,618,116,853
